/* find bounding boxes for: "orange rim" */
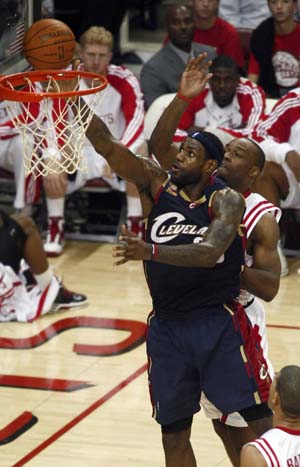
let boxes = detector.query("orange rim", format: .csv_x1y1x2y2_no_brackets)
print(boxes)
0,70,108,102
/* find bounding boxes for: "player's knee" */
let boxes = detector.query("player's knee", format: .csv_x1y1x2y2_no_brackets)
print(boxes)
161,417,193,453
212,418,228,440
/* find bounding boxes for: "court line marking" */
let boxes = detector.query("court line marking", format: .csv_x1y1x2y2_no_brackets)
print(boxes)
12,363,148,467
10,323,300,465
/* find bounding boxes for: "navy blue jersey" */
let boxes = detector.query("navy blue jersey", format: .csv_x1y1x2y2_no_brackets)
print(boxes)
144,176,245,319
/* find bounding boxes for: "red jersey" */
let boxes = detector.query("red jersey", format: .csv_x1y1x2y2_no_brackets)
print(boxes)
248,23,300,90
193,17,245,68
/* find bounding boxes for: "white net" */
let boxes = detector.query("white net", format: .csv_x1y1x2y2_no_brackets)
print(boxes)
3,72,106,178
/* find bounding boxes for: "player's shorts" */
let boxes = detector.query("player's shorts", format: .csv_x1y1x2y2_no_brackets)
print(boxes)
280,161,300,209
201,297,273,428
0,210,26,274
146,301,271,426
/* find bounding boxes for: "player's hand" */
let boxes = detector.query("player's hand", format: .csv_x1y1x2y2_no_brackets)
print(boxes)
178,53,213,100
285,150,300,181
43,173,67,198
112,225,151,265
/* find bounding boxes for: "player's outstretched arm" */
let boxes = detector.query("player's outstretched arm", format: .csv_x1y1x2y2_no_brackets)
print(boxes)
63,70,166,192
113,188,244,267
149,53,212,170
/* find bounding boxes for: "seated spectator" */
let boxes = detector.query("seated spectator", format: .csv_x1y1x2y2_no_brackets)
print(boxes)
208,87,300,276
140,4,216,109
241,365,300,467
0,210,87,322
188,0,245,70
248,0,300,98
43,26,146,256
250,88,300,214
218,0,270,29
173,55,266,143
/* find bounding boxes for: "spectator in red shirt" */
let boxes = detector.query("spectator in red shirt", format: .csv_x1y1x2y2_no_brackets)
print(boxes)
248,0,300,97
173,55,265,143
189,0,245,70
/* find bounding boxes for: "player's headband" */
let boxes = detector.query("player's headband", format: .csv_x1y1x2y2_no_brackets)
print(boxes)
188,131,224,166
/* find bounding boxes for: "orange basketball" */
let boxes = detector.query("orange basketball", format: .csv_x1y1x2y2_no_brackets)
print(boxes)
23,19,76,70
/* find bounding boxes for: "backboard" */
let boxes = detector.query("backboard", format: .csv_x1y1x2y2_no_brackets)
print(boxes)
0,0,41,75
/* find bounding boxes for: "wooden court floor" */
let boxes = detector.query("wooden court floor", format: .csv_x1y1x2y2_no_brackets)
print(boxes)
0,240,299,467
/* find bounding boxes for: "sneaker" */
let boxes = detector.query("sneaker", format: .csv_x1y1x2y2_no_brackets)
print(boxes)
51,284,88,312
44,217,65,257
278,242,289,277
127,216,144,239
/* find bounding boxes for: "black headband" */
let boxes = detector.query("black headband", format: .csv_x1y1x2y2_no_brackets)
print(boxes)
188,131,224,165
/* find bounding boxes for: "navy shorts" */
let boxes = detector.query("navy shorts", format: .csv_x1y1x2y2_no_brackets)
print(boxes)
146,303,270,426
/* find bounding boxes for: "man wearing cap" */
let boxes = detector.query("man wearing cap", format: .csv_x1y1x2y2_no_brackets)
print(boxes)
66,54,273,466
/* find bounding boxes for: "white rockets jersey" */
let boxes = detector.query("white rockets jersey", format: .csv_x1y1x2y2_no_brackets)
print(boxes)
174,78,265,142
238,191,281,306
0,100,21,138
247,426,300,467
79,63,145,152
252,87,300,162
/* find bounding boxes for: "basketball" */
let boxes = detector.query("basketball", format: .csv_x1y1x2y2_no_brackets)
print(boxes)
23,19,76,70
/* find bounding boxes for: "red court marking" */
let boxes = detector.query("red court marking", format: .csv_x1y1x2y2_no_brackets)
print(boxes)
0,412,37,445
0,316,146,356
12,363,148,467
0,375,93,392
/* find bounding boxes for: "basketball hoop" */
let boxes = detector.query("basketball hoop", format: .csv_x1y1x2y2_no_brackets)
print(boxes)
0,70,108,178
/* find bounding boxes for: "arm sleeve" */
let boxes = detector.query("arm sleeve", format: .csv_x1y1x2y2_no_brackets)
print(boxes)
115,71,145,149
237,81,266,133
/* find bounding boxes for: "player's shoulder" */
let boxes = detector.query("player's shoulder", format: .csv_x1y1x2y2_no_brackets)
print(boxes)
210,180,245,211
218,186,244,205
237,77,265,95
212,187,246,213
107,64,137,80
107,64,140,92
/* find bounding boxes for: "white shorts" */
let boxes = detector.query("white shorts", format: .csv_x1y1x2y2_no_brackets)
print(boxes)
66,134,145,194
280,161,300,209
201,297,273,427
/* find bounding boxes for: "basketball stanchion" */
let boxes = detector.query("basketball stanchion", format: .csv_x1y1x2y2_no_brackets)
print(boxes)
0,70,108,179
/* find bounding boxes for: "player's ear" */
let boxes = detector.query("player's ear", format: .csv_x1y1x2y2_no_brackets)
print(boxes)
204,159,218,174
249,165,261,180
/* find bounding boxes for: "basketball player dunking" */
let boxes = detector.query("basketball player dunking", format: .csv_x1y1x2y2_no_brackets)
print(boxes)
114,55,281,466
63,54,275,466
